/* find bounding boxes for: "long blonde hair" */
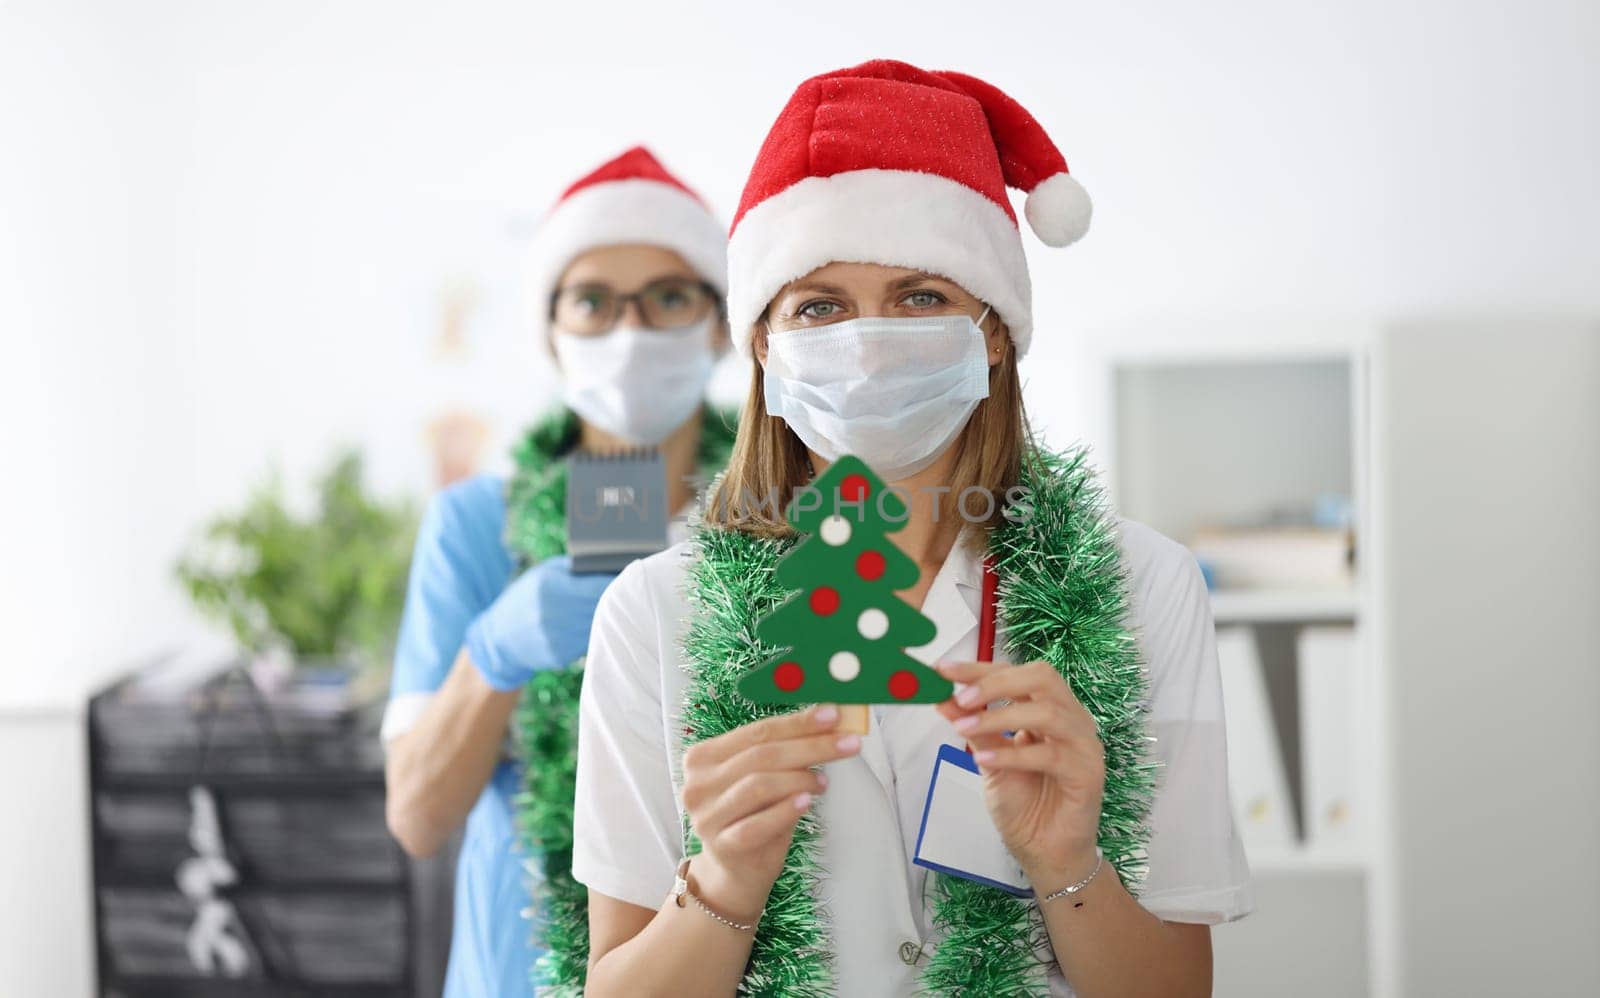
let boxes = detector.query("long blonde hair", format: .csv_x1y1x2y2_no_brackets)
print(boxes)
704,340,1028,538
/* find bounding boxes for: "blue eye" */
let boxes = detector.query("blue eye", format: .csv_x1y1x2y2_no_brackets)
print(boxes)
798,300,841,320
904,290,946,308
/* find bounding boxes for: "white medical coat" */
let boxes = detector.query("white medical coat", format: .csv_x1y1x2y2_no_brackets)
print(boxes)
573,518,1253,996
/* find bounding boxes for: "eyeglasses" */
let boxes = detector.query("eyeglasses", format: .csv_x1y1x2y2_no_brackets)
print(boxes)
551,277,720,335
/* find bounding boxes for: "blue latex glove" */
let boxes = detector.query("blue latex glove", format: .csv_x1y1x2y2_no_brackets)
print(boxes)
464,555,617,691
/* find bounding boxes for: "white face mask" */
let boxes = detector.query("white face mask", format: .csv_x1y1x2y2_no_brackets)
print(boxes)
763,308,992,480
553,320,714,446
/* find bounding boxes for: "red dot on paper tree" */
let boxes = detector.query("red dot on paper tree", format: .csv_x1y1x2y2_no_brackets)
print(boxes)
887,670,919,700
840,473,870,502
809,586,841,615
774,662,805,692
856,550,886,581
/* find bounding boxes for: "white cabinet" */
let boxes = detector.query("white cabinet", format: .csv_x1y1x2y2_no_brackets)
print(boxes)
1095,330,1378,997
1096,319,1600,998
1376,321,1600,997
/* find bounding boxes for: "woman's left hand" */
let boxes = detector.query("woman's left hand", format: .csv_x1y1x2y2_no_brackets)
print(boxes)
935,660,1105,885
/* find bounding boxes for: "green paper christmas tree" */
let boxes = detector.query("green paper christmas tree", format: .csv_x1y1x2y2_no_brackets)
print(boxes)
738,455,954,716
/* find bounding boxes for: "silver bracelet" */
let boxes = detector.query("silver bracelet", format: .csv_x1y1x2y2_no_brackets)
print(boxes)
673,857,758,931
1039,848,1104,903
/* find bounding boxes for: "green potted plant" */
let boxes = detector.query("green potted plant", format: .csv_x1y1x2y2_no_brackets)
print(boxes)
175,450,417,697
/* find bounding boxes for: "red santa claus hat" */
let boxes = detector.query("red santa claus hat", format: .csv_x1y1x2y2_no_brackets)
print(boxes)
526,146,726,342
728,60,1091,359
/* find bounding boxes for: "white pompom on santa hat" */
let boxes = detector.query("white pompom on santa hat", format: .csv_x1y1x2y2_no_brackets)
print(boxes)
526,146,727,344
727,60,1092,359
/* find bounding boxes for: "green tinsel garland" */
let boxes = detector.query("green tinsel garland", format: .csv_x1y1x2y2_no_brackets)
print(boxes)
503,409,581,568
680,443,1157,997
680,526,828,996
505,406,737,995
988,447,1160,891
515,666,589,996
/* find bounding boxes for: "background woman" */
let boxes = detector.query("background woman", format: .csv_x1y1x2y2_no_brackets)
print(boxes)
381,147,732,998
571,63,1252,997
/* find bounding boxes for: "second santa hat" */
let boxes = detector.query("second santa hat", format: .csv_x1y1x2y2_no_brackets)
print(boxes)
526,146,726,344
728,60,1091,359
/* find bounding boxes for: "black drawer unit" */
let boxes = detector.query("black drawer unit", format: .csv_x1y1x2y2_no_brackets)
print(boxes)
88,661,438,997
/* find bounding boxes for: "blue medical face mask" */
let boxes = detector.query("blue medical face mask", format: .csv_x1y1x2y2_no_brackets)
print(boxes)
762,307,992,480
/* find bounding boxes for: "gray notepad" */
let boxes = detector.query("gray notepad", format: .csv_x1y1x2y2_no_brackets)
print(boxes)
565,449,670,573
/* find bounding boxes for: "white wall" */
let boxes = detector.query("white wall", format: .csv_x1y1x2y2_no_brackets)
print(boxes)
0,6,175,986
2,0,1598,993
0,2,184,704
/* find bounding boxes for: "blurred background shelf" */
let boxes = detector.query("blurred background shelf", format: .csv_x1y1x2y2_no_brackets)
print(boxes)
86,659,448,998
1092,330,1383,998
1077,319,1600,998
1209,588,1361,624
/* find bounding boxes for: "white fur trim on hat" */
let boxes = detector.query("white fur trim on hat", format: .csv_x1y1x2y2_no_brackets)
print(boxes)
727,169,1033,358
525,178,728,346
1023,172,1092,248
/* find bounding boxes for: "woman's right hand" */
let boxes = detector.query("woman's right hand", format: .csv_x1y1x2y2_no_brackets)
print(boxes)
679,703,861,922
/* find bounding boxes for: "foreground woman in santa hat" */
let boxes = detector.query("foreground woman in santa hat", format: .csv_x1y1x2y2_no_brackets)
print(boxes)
381,146,733,998
572,62,1252,996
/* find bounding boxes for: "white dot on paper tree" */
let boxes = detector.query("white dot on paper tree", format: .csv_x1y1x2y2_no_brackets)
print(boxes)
828,650,861,681
857,608,888,640
819,515,852,546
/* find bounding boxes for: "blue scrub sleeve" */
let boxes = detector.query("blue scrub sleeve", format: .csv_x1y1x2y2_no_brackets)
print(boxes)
388,474,515,702
384,475,538,998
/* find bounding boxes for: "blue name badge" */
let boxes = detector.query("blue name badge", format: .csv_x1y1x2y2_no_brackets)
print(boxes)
912,744,1033,897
